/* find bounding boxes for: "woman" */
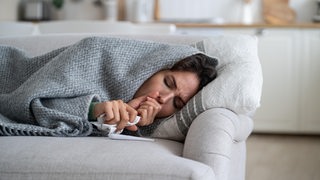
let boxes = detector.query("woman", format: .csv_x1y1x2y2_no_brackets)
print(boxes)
0,37,217,136
91,53,218,133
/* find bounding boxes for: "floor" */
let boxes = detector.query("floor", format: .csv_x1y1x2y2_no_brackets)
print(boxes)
246,133,320,180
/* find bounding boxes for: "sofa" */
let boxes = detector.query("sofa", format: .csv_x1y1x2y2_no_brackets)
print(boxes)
0,34,262,180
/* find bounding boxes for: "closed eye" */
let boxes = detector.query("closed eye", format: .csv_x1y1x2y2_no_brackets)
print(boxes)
164,76,174,89
174,97,185,109
165,75,186,109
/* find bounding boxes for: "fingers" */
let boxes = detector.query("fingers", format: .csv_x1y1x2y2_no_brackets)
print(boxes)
137,97,161,126
125,125,138,131
126,104,138,123
127,95,147,109
94,100,139,132
93,96,160,133
102,100,126,124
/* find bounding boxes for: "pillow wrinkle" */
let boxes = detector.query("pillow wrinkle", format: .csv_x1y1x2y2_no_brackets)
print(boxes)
152,35,263,140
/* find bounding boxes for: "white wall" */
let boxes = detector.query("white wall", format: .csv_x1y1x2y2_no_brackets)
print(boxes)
158,0,318,23
0,0,19,21
56,0,105,20
290,0,318,22
0,0,105,21
159,0,254,23
0,0,318,23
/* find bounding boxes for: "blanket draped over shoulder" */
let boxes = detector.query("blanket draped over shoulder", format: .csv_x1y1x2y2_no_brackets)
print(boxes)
0,37,201,136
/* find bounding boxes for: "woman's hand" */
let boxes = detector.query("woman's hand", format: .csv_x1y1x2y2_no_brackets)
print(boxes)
128,96,162,127
93,100,138,131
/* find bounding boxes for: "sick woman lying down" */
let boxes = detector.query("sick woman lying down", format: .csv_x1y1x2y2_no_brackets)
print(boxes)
0,36,218,137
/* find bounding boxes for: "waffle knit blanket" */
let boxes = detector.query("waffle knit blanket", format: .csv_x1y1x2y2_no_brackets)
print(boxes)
0,36,201,136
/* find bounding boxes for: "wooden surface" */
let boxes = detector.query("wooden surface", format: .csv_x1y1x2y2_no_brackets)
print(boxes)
263,0,296,24
173,22,320,29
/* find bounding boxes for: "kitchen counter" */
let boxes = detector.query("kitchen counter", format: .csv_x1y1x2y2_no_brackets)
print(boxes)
174,22,320,29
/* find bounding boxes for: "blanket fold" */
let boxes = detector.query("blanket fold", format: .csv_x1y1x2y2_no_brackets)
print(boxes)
0,36,199,136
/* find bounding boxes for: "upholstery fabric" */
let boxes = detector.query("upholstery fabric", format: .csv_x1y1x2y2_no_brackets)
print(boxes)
150,35,261,141
0,34,261,140
201,35,263,114
0,136,215,180
183,108,253,180
167,35,262,116
0,34,258,180
0,36,202,136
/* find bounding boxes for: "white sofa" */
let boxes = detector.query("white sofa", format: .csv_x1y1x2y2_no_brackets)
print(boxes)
0,34,261,180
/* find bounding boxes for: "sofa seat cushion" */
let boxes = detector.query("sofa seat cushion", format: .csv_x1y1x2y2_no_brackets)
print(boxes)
0,137,214,180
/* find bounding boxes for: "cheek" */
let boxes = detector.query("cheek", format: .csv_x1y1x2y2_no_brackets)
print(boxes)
139,79,163,96
156,104,176,118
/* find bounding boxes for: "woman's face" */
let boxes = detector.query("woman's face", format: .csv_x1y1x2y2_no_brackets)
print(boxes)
133,70,200,118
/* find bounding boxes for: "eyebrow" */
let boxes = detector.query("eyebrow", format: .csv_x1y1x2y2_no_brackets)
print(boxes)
171,75,187,105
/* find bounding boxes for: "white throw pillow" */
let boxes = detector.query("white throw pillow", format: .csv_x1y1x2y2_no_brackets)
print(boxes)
200,35,263,114
151,35,263,141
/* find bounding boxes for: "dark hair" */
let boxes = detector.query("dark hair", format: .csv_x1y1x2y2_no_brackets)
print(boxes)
170,53,218,90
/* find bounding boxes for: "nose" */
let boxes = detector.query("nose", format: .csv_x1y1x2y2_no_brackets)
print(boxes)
159,92,174,104
148,91,174,104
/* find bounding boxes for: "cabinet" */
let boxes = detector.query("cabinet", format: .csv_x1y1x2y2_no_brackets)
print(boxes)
300,30,320,133
250,29,301,133
175,26,320,134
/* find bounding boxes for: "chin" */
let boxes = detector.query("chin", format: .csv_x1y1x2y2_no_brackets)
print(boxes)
156,113,174,119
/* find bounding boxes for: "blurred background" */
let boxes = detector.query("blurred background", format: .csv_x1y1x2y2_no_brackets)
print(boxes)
0,1,320,180
0,0,319,23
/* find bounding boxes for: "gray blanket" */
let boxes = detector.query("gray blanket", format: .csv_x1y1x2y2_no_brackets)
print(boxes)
0,37,199,136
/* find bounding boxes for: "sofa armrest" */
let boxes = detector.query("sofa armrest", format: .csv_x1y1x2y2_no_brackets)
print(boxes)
183,108,253,180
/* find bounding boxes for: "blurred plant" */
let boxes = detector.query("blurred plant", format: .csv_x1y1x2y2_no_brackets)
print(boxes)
52,0,64,9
